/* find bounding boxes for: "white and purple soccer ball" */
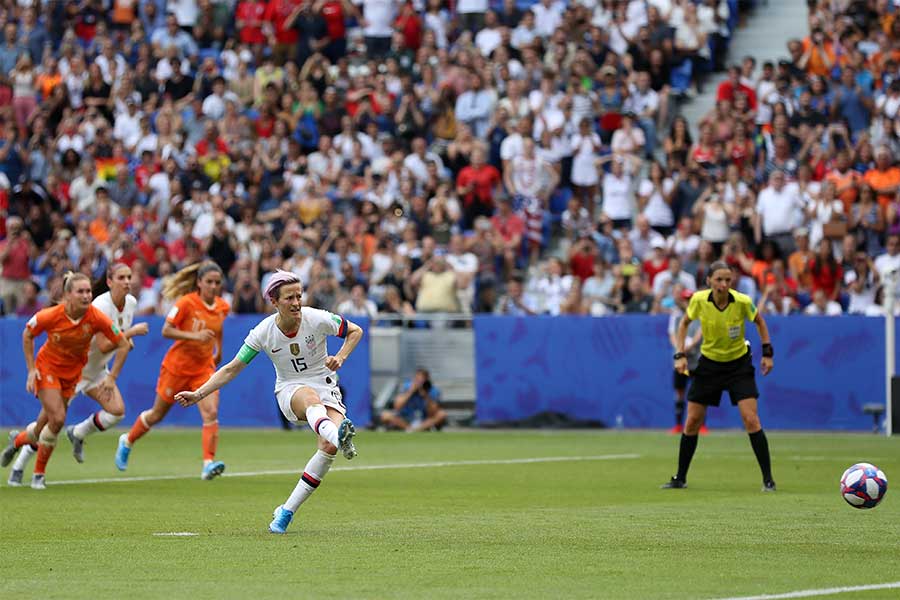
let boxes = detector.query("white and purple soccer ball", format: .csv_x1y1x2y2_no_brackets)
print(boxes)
840,463,888,509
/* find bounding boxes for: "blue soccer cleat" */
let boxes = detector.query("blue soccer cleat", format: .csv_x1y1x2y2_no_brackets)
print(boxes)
115,433,131,471
201,461,226,480
337,418,357,460
268,505,294,534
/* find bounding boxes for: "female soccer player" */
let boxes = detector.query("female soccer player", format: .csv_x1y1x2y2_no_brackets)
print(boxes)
0,272,130,489
7,263,149,484
663,260,776,491
115,261,230,480
175,270,362,534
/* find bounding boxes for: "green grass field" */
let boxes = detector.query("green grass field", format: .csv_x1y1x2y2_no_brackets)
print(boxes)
0,429,898,600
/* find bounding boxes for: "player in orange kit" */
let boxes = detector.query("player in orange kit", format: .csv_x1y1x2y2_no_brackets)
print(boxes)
0,272,130,489
115,261,230,480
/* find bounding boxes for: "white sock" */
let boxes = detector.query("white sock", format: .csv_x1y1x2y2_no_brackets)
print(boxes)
12,444,36,471
73,410,122,439
305,405,339,447
284,450,335,512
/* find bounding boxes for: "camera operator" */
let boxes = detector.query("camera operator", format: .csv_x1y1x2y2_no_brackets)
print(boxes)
380,368,447,432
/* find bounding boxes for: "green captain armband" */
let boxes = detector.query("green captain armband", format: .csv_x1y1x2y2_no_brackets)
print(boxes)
236,344,259,364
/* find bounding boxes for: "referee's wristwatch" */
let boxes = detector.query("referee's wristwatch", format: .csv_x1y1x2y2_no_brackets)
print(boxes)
673,352,686,360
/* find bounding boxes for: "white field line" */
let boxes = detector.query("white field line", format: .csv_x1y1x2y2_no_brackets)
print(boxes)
711,581,900,600
44,454,641,486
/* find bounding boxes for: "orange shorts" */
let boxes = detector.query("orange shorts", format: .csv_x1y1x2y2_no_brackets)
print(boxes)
156,366,216,404
35,368,79,401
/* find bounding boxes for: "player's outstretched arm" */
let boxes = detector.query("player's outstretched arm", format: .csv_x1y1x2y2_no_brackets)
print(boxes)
176,355,249,407
324,321,363,371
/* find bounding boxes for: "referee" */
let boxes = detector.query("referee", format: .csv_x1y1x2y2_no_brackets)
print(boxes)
662,261,776,491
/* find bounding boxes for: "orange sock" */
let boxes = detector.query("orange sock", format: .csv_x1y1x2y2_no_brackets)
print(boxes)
13,430,31,448
201,422,219,461
127,413,151,445
34,444,54,475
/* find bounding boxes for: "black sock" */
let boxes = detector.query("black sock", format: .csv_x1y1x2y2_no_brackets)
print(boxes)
676,434,698,481
748,429,773,482
675,400,686,426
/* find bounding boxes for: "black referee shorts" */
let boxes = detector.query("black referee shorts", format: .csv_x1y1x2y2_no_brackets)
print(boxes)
687,352,759,407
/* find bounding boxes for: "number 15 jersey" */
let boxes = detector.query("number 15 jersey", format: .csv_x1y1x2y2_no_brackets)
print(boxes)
241,307,349,396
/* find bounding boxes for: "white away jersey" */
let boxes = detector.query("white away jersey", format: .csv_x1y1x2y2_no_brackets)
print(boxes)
80,292,137,381
243,308,348,394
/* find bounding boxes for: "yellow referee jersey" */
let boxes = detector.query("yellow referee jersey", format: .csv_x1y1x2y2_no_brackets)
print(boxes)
685,289,758,362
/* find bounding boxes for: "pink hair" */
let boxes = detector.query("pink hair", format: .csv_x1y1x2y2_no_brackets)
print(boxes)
264,269,301,303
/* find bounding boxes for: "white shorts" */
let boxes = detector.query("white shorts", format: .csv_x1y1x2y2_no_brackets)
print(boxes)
276,382,346,423
75,369,108,395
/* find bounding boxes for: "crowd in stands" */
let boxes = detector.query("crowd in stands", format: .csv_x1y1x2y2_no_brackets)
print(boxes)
1,0,899,323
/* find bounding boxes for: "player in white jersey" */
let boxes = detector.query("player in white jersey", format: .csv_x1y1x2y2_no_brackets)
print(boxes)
7,264,149,486
175,270,363,534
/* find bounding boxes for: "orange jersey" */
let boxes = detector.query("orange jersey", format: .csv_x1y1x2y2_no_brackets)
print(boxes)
161,292,230,377
27,304,123,381
864,167,900,209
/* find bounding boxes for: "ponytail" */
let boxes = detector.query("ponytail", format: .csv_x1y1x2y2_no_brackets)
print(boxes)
161,261,223,301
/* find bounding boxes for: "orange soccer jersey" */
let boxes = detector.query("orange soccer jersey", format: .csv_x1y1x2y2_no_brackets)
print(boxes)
27,304,122,397
161,292,230,378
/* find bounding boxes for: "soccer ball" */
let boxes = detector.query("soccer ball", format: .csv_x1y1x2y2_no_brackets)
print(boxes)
840,463,888,509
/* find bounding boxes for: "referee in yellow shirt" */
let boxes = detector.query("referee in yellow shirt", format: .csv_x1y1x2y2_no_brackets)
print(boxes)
662,261,776,491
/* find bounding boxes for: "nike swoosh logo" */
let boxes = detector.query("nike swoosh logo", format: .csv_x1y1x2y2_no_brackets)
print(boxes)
272,348,282,353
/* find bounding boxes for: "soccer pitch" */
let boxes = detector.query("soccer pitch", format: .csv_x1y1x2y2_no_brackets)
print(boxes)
1,430,898,600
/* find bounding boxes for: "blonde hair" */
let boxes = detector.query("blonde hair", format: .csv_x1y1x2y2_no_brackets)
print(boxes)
161,261,223,301
62,271,90,293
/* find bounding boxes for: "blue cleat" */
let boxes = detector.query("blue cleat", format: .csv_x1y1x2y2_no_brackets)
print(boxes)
201,460,226,480
337,418,357,460
115,433,131,471
268,505,294,534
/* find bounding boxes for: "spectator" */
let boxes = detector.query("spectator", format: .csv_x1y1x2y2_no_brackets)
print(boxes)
622,273,655,314
755,170,804,256
0,217,35,315
457,146,501,230
495,272,537,316
336,283,378,318
13,279,43,318
803,289,842,316
411,255,460,314
874,234,900,296
653,256,696,300
846,255,879,315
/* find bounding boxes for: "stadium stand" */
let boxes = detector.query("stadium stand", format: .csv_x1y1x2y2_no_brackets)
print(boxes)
0,0,898,324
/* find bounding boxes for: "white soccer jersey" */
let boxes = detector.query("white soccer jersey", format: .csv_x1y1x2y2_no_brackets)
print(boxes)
80,292,137,382
243,308,348,395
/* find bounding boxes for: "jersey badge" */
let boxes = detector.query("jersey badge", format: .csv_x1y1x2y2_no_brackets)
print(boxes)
290,342,300,356
305,334,316,350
